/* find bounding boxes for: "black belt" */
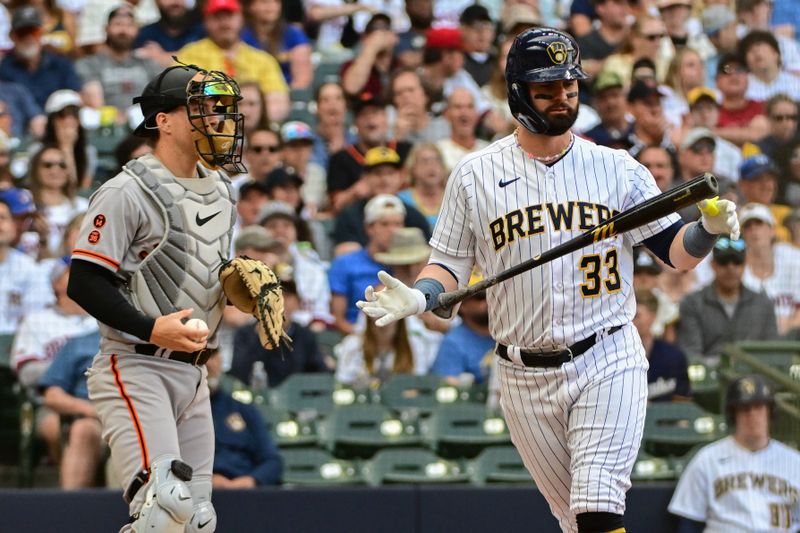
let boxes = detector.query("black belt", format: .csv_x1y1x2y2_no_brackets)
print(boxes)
497,326,623,368
134,344,212,366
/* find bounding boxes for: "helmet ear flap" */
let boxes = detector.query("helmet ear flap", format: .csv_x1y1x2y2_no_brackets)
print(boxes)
508,80,549,134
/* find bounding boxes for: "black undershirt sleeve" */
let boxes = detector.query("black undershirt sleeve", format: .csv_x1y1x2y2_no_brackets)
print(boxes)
67,259,156,342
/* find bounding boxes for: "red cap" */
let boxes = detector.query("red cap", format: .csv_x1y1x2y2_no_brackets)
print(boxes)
425,28,462,50
204,0,241,16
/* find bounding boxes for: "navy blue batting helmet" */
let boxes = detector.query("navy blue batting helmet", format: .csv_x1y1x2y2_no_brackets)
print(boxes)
506,28,588,134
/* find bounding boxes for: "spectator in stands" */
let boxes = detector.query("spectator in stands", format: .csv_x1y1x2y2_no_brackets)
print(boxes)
394,0,432,68
332,148,430,256
242,0,311,89
33,0,74,55
113,134,152,170
436,88,488,172
396,143,446,229
134,0,205,65
676,237,778,359
459,4,494,87
0,6,81,109
326,92,411,212
0,186,47,259
714,54,769,147
633,287,689,402
311,82,350,172
656,0,693,49
28,145,88,257
238,81,270,136
41,89,95,191
602,15,671,87
39,330,103,488
738,203,800,335
235,180,270,230
661,47,705,129
388,67,449,144
585,70,632,150
77,5,161,118
329,194,404,334
279,121,326,212
208,350,283,488
757,94,800,164
736,0,800,75
737,155,790,239
230,280,329,389
575,0,631,77
684,91,742,181
340,13,397,99
243,128,282,182
479,37,516,139
0,198,52,336
637,145,678,193
432,290,493,386
781,141,800,207
669,375,800,532
784,206,800,249
0,79,44,139
177,0,290,121
700,5,737,88
675,129,718,222
304,0,380,52
738,30,800,102
264,165,303,211
626,80,675,157
258,201,333,325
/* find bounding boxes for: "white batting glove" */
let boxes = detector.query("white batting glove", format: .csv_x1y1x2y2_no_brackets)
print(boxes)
698,198,740,240
356,271,427,327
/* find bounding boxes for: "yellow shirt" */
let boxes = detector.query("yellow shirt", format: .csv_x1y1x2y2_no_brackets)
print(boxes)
175,39,289,94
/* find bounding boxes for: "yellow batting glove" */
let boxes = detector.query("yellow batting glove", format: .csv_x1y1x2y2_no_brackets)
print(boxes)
698,196,719,217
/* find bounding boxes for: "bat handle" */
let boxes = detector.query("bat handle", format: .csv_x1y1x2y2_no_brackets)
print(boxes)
436,286,471,310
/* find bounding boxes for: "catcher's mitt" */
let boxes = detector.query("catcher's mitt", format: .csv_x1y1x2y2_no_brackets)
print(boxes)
219,256,291,349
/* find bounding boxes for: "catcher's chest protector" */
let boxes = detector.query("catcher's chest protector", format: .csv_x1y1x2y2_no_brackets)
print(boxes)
124,154,236,345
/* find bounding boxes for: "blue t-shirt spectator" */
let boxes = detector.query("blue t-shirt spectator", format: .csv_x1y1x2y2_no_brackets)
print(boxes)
211,389,283,486
0,81,42,137
432,323,495,384
134,20,206,52
328,248,389,324
38,331,100,399
647,339,691,402
0,50,82,109
241,24,310,85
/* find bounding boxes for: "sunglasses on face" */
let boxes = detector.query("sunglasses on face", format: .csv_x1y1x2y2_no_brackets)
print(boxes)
249,144,280,154
41,160,67,169
771,114,798,122
715,237,746,252
689,142,715,154
642,33,665,41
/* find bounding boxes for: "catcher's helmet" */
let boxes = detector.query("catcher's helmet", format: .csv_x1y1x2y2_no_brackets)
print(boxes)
725,374,775,425
506,28,588,134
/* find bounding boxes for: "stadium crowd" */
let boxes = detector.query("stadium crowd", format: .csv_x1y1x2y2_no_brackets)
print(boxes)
0,0,798,516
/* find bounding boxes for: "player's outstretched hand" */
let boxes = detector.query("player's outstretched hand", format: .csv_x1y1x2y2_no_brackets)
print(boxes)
698,198,740,240
150,308,209,353
356,271,426,327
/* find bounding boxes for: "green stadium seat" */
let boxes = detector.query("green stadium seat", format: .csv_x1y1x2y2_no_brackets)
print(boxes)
281,448,362,486
312,61,343,89
256,405,318,448
420,404,511,459
314,328,343,361
361,448,469,486
643,401,725,457
467,446,533,486
377,374,451,417
728,341,800,377
0,334,15,367
318,404,420,458
687,357,721,413
268,373,335,418
631,450,678,481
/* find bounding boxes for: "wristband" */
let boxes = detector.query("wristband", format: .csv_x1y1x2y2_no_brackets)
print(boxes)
683,220,719,258
413,278,446,312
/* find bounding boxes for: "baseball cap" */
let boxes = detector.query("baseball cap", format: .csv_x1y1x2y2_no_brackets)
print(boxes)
593,70,624,94
426,28,462,50
655,0,691,9
0,187,35,216
702,5,736,36
364,13,392,33
687,87,719,108
204,0,241,16
364,147,401,170
234,225,282,254
716,53,747,76
237,180,270,199
258,201,297,225
264,166,303,193
352,91,385,115
680,128,716,151
280,121,314,144
107,3,135,23
395,32,426,55
738,202,775,226
633,248,662,275
739,154,778,181
502,4,542,34
712,236,746,263
373,227,431,265
627,80,666,103
11,6,42,32
133,64,201,137
45,89,82,115
460,4,492,25
364,194,406,224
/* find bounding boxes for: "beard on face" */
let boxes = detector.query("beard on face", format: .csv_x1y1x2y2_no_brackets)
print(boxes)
107,33,135,52
543,103,579,135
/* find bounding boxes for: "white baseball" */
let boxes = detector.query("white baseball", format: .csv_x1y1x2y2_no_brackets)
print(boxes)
185,318,209,341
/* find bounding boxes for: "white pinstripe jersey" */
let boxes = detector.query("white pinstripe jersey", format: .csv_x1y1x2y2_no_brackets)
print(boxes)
431,134,680,351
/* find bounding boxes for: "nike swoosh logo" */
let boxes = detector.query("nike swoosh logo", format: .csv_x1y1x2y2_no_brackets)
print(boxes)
198,519,212,528
499,177,521,188
196,210,222,226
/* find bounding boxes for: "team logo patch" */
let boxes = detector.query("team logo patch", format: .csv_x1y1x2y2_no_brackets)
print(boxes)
93,214,106,228
547,42,569,65
226,413,246,432
740,378,756,395
138,250,149,260
87,230,101,244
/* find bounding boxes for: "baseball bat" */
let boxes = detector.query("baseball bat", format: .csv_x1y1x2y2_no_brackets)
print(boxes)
434,172,719,311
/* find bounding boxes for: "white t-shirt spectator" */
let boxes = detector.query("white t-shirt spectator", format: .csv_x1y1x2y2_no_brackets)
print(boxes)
0,249,53,335
746,72,800,102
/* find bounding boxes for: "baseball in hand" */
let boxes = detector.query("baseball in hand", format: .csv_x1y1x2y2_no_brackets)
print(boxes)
185,318,209,341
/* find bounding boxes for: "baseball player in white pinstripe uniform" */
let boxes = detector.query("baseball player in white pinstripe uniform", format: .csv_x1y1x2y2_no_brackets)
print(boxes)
358,28,740,533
